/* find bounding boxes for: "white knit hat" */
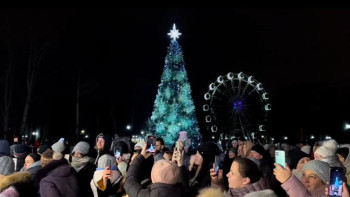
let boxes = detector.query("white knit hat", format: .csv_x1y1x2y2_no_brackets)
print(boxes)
51,138,65,153
72,141,90,155
301,145,311,155
302,160,330,184
134,141,145,150
51,138,65,160
314,139,338,158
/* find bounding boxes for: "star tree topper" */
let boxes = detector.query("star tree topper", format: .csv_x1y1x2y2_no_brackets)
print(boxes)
168,23,182,41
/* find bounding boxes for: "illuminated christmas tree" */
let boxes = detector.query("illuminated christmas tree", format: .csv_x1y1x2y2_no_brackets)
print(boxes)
151,24,200,146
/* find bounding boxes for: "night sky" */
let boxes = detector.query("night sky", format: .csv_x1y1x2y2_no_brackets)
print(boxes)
1,8,350,144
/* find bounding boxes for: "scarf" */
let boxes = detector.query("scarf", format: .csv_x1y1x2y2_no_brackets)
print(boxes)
71,156,92,172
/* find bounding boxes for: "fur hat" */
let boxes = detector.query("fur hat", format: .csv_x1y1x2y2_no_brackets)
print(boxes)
72,141,90,156
302,160,330,184
0,156,14,176
314,139,338,158
151,159,180,184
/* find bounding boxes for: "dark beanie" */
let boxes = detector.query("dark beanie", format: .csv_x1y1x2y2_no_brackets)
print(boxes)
337,147,349,160
37,144,50,155
13,144,27,157
0,140,10,156
197,142,220,164
251,144,266,158
28,153,41,162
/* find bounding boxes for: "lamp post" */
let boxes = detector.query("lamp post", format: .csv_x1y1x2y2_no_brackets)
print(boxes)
345,123,350,130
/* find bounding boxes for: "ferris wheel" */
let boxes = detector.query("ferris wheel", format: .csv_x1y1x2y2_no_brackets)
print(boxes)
203,72,271,142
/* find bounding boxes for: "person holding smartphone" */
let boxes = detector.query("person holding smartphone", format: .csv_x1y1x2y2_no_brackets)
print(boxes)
123,143,185,197
274,160,330,197
187,142,220,196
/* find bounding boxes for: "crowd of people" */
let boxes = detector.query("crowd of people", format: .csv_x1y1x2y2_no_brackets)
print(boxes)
0,132,349,197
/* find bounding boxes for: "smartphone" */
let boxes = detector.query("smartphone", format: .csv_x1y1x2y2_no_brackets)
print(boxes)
146,137,156,153
115,149,121,159
275,150,285,168
214,155,220,173
176,141,180,151
329,167,344,197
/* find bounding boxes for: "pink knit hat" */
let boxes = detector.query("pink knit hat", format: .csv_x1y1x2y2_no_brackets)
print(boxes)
177,131,188,142
151,160,180,184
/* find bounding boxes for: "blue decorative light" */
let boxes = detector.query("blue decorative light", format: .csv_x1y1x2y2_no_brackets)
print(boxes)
233,101,243,112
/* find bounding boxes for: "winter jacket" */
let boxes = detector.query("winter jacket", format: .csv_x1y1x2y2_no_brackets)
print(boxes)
13,156,25,172
20,160,42,180
228,178,271,197
73,161,96,197
35,158,79,197
340,144,350,185
124,155,185,197
0,171,36,196
281,175,327,197
91,154,123,197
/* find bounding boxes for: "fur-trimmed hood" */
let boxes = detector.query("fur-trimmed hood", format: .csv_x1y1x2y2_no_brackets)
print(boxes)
197,187,229,197
0,171,31,192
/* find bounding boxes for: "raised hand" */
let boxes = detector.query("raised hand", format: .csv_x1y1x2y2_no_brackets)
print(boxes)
273,163,292,184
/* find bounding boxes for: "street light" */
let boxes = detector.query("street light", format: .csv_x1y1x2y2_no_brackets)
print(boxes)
126,125,132,130
310,135,315,140
141,130,144,135
81,130,85,134
345,123,350,130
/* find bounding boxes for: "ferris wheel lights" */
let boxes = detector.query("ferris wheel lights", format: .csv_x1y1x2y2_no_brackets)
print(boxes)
227,72,234,80
203,104,209,111
259,125,266,131
205,115,212,123
204,93,211,100
217,76,224,83
209,83,216,90
262,93,269,100
211,125,218,132
248,76,254,84
238,72,244,80
265,104,271,111
256,83,263,90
